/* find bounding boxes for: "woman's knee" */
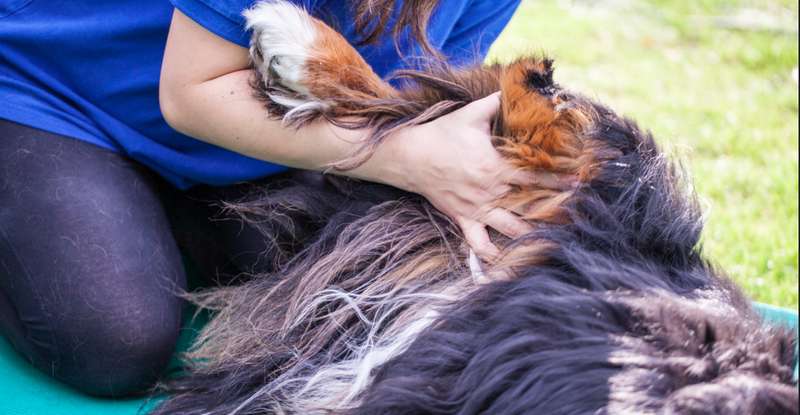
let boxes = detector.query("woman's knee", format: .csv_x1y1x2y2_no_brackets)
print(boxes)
48,299,184,397
0,123,189,396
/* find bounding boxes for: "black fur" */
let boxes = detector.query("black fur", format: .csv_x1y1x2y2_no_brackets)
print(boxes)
353,104,798,414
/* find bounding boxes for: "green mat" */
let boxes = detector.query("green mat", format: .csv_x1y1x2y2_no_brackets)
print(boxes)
1,303,796,415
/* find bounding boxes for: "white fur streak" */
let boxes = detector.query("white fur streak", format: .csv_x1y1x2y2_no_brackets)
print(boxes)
286,308,440,413
262,288,456,414
269,94,327,125
243,0,323,115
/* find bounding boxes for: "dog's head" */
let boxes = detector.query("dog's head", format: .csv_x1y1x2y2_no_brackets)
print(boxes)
451,57,704,284
350,57,800,414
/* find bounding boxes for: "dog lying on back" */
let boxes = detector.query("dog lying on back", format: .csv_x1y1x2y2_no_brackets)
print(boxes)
154,1,799,414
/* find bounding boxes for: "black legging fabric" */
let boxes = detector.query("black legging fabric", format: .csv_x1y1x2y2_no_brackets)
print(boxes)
0,119,276,397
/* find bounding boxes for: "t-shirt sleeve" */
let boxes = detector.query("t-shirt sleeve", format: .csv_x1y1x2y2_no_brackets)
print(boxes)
170,0,255,46
441,0,521,66
169,0,321,47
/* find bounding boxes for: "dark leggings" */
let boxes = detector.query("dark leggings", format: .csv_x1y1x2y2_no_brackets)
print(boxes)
0,119,276,397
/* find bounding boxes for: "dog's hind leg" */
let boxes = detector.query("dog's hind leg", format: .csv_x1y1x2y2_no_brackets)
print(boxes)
244,0,398,125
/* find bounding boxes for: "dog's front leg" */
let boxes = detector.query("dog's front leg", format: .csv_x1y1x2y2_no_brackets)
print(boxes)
244,0,399,126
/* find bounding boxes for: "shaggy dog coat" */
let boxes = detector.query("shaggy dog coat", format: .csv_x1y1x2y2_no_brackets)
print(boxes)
154,1,799,414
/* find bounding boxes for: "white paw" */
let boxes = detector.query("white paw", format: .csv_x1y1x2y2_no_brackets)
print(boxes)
244,0,322,113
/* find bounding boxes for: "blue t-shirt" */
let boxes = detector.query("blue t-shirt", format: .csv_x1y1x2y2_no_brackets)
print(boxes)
0,0,519,189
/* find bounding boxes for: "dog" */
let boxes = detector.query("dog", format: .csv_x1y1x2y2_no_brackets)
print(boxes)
153,1,799,413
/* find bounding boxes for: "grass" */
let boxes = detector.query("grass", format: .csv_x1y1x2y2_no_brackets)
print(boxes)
487,0,799,308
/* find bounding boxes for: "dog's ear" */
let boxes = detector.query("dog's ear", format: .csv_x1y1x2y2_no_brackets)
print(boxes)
496,56,585,169
492,57,594,223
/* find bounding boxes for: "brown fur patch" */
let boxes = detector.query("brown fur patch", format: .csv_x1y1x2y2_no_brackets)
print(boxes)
493,58,615,225
307,19,398,104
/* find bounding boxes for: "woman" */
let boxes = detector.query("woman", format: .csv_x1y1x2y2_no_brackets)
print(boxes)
0,0,523,397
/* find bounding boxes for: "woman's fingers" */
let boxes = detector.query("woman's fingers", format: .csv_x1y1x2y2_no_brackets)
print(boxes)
462,92,502,127
486,183,512,199
459,209,531,262
482,208,533,239
458,218,500,261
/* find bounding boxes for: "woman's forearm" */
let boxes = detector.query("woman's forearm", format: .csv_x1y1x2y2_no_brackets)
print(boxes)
160,69,403,183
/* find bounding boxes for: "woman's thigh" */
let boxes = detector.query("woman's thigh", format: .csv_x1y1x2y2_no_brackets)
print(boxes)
0,120,186,396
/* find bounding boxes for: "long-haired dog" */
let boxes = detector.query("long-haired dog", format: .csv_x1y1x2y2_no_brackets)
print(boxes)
154,1,799,414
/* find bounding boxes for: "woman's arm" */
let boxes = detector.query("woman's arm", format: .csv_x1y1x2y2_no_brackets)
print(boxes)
159,10,377,175
159,9,530,259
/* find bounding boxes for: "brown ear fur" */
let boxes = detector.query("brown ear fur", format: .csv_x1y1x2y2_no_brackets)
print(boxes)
493,58,602,226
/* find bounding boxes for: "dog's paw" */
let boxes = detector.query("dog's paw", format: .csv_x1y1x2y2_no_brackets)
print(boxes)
244,0,325,117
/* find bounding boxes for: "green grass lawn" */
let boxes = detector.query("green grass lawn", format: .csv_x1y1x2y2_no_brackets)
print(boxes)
488,0,799,308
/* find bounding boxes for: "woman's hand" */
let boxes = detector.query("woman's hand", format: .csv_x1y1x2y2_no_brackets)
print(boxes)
368,93,533,260
161,10,528,258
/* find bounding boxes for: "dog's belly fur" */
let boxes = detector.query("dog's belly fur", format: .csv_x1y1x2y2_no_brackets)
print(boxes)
154,2,798,414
